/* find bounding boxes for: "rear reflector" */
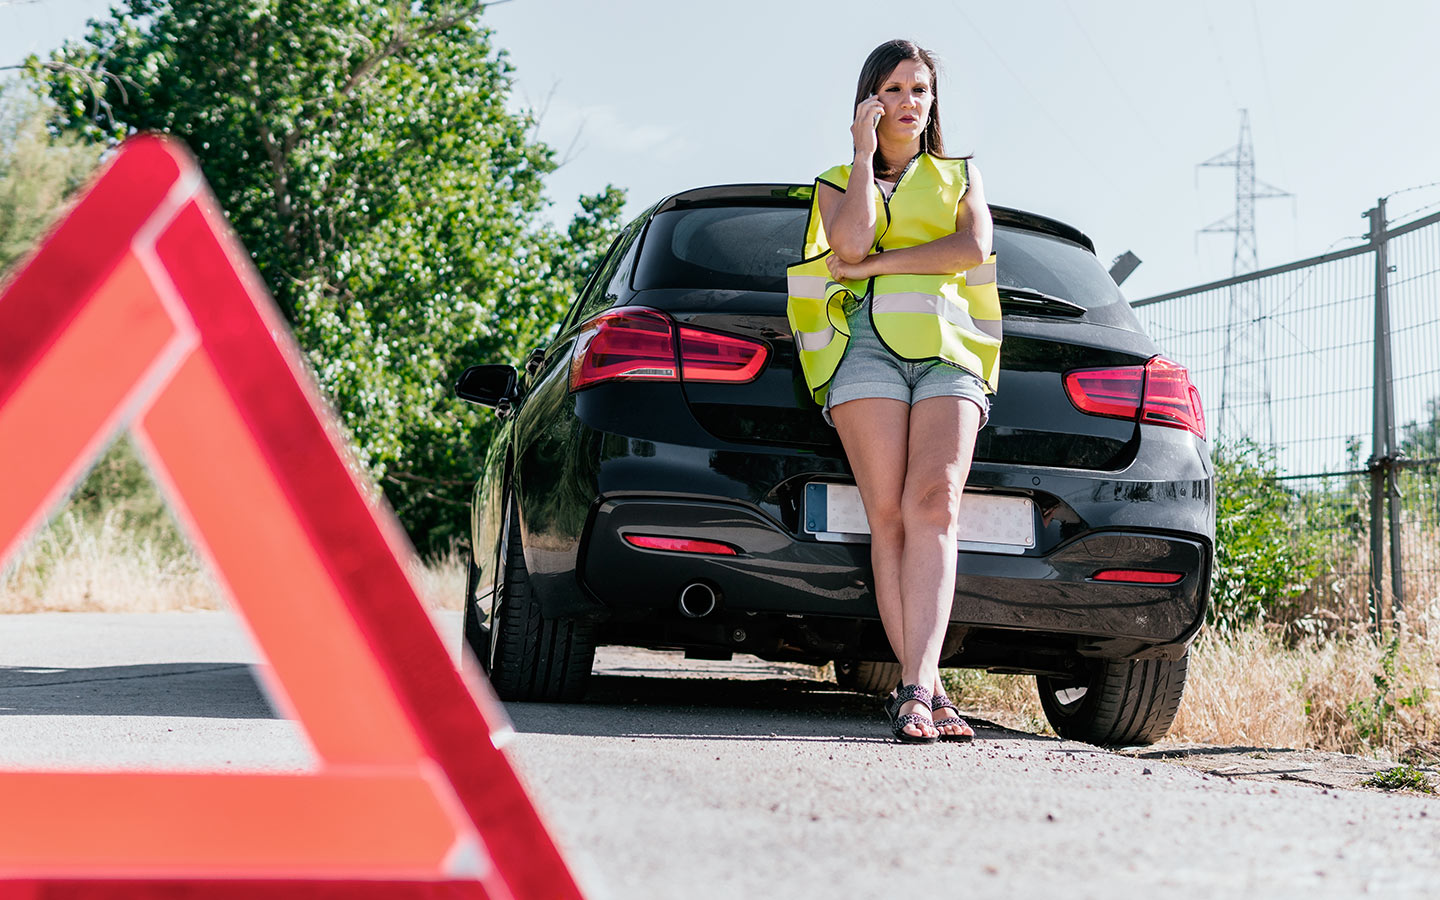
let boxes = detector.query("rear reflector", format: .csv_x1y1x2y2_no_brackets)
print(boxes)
1063,356,1206,439
623,534,740,556
1092,569,1185,585
570,307,769,390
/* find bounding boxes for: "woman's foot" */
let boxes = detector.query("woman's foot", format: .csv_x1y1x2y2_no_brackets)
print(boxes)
931,682,976,741
897,697,938,740
885,684,938,743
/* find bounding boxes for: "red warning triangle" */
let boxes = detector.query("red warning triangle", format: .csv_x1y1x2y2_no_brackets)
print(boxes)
0,135,584,898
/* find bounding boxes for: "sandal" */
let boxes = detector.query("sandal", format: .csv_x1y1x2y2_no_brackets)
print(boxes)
884,683,937,744
930,690,976,742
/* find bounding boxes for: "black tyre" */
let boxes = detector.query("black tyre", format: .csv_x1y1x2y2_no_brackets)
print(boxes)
1036,651,1189,746
488,501,597,701
834,659,902,695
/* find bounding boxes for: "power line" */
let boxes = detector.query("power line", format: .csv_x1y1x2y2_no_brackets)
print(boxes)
946,0,1121,194
1058,0,1165,153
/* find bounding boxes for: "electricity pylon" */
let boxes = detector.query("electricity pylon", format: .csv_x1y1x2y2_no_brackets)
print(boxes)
1199,109,1290,447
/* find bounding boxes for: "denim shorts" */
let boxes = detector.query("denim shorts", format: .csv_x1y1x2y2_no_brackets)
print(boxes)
823,297,992,428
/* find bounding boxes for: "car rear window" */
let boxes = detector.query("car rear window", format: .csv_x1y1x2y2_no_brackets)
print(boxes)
632,205,805,293
993,229,1132,315
631,202,1141,327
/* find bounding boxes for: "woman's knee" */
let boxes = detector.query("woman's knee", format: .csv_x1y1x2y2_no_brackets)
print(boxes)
901,478,963,530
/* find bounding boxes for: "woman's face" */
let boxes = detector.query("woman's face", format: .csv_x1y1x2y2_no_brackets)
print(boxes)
875,59,933,143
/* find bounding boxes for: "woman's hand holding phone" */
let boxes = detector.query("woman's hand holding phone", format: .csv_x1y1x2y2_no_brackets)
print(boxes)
851,94,883,161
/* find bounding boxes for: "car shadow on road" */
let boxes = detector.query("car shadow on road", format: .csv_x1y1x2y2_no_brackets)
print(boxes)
0,663,279,719
505,672,1062,746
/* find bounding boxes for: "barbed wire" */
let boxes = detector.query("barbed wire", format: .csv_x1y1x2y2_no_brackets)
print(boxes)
1384,180,1440,199
1389,197,1440,228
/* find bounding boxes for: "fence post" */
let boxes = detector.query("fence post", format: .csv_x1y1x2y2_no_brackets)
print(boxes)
1366,197,1404,630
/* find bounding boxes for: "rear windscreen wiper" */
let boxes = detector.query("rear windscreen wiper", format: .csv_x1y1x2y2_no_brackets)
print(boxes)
998,286,1086,318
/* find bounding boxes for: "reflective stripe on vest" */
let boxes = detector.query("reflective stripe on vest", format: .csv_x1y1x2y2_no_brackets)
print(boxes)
785,153,1002,404
871,290,1003,341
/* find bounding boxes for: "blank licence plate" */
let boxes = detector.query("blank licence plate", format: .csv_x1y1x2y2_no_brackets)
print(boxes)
803,483,1036,554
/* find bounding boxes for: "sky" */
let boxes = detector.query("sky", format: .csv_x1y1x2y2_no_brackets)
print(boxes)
6,0,1440,303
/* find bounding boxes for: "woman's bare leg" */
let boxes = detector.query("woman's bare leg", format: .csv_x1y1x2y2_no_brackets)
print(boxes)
830,397,935,738
899,396,982,737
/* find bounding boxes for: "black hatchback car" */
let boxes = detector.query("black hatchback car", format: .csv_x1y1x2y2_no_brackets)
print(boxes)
457,183,1212,746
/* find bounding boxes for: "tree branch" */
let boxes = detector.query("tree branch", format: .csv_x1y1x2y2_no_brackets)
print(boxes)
255,117,298,256
7,59,130,129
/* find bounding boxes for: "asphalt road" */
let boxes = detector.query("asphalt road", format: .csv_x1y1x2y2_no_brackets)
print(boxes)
2,611,1438,898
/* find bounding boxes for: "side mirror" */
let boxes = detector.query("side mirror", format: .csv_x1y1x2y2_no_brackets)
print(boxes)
455,365,519,409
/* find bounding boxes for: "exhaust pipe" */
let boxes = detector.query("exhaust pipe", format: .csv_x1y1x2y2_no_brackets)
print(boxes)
677,582,719,618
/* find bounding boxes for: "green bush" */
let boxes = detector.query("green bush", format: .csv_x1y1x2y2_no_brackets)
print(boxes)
1209,439,1326,633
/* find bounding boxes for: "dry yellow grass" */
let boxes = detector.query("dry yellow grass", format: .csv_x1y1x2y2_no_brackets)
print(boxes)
1170,621,1440,756
1,510,468,613
1,511,220,613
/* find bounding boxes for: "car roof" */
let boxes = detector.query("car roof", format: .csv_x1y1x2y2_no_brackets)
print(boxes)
654,183,1097,255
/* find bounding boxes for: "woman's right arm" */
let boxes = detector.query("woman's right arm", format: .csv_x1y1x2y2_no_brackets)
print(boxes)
817,95,885,264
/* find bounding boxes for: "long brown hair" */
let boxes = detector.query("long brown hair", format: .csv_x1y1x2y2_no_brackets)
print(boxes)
853,40,966,168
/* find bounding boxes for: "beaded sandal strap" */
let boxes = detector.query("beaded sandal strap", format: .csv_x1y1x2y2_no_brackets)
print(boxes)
894,713,933,732
894,683,933,707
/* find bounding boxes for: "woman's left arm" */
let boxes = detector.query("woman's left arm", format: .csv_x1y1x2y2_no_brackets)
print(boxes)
826,163,994,281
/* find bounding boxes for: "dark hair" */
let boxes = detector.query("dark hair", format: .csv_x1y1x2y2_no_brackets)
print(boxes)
854,40,966,166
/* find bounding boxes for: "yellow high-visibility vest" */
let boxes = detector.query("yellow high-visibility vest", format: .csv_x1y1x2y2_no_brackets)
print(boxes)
786,153,1001,406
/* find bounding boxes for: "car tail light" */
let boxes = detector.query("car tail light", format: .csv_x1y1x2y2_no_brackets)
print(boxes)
570,307,768,391
570,307,678,390
678,326,769,383
1063,367,1144,420
1140,357,1206,439
623,534,739,556
1063,356,1206,439
1092,569,1185,585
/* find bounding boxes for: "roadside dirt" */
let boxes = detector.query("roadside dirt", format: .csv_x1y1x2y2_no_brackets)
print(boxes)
603,645,1440,798
1116,743,1440,796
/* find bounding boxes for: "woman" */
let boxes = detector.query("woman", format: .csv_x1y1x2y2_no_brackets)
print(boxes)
787,40,999,743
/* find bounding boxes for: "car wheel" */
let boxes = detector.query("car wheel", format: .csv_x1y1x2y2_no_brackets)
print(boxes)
834,659,902,695
488,500,597,701
1036,651,1189,746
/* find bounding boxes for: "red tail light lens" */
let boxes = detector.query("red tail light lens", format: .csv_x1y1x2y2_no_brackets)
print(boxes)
1140,357,1206,439
1063,367,1144,419
1092,569,1185,585
569,307,677,390
1063,356,1206,440
623,534,739,556
570,307,769,391
678,326,769,383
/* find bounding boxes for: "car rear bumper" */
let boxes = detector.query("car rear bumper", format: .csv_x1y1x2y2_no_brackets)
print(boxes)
579,496,1210,655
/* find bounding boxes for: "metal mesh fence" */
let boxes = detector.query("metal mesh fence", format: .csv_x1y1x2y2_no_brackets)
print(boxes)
1131,210,1440,624
1388,218,1440,617
1135,252,1375,478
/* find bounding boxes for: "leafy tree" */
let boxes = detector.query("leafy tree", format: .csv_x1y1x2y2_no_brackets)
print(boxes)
27,0,625,550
